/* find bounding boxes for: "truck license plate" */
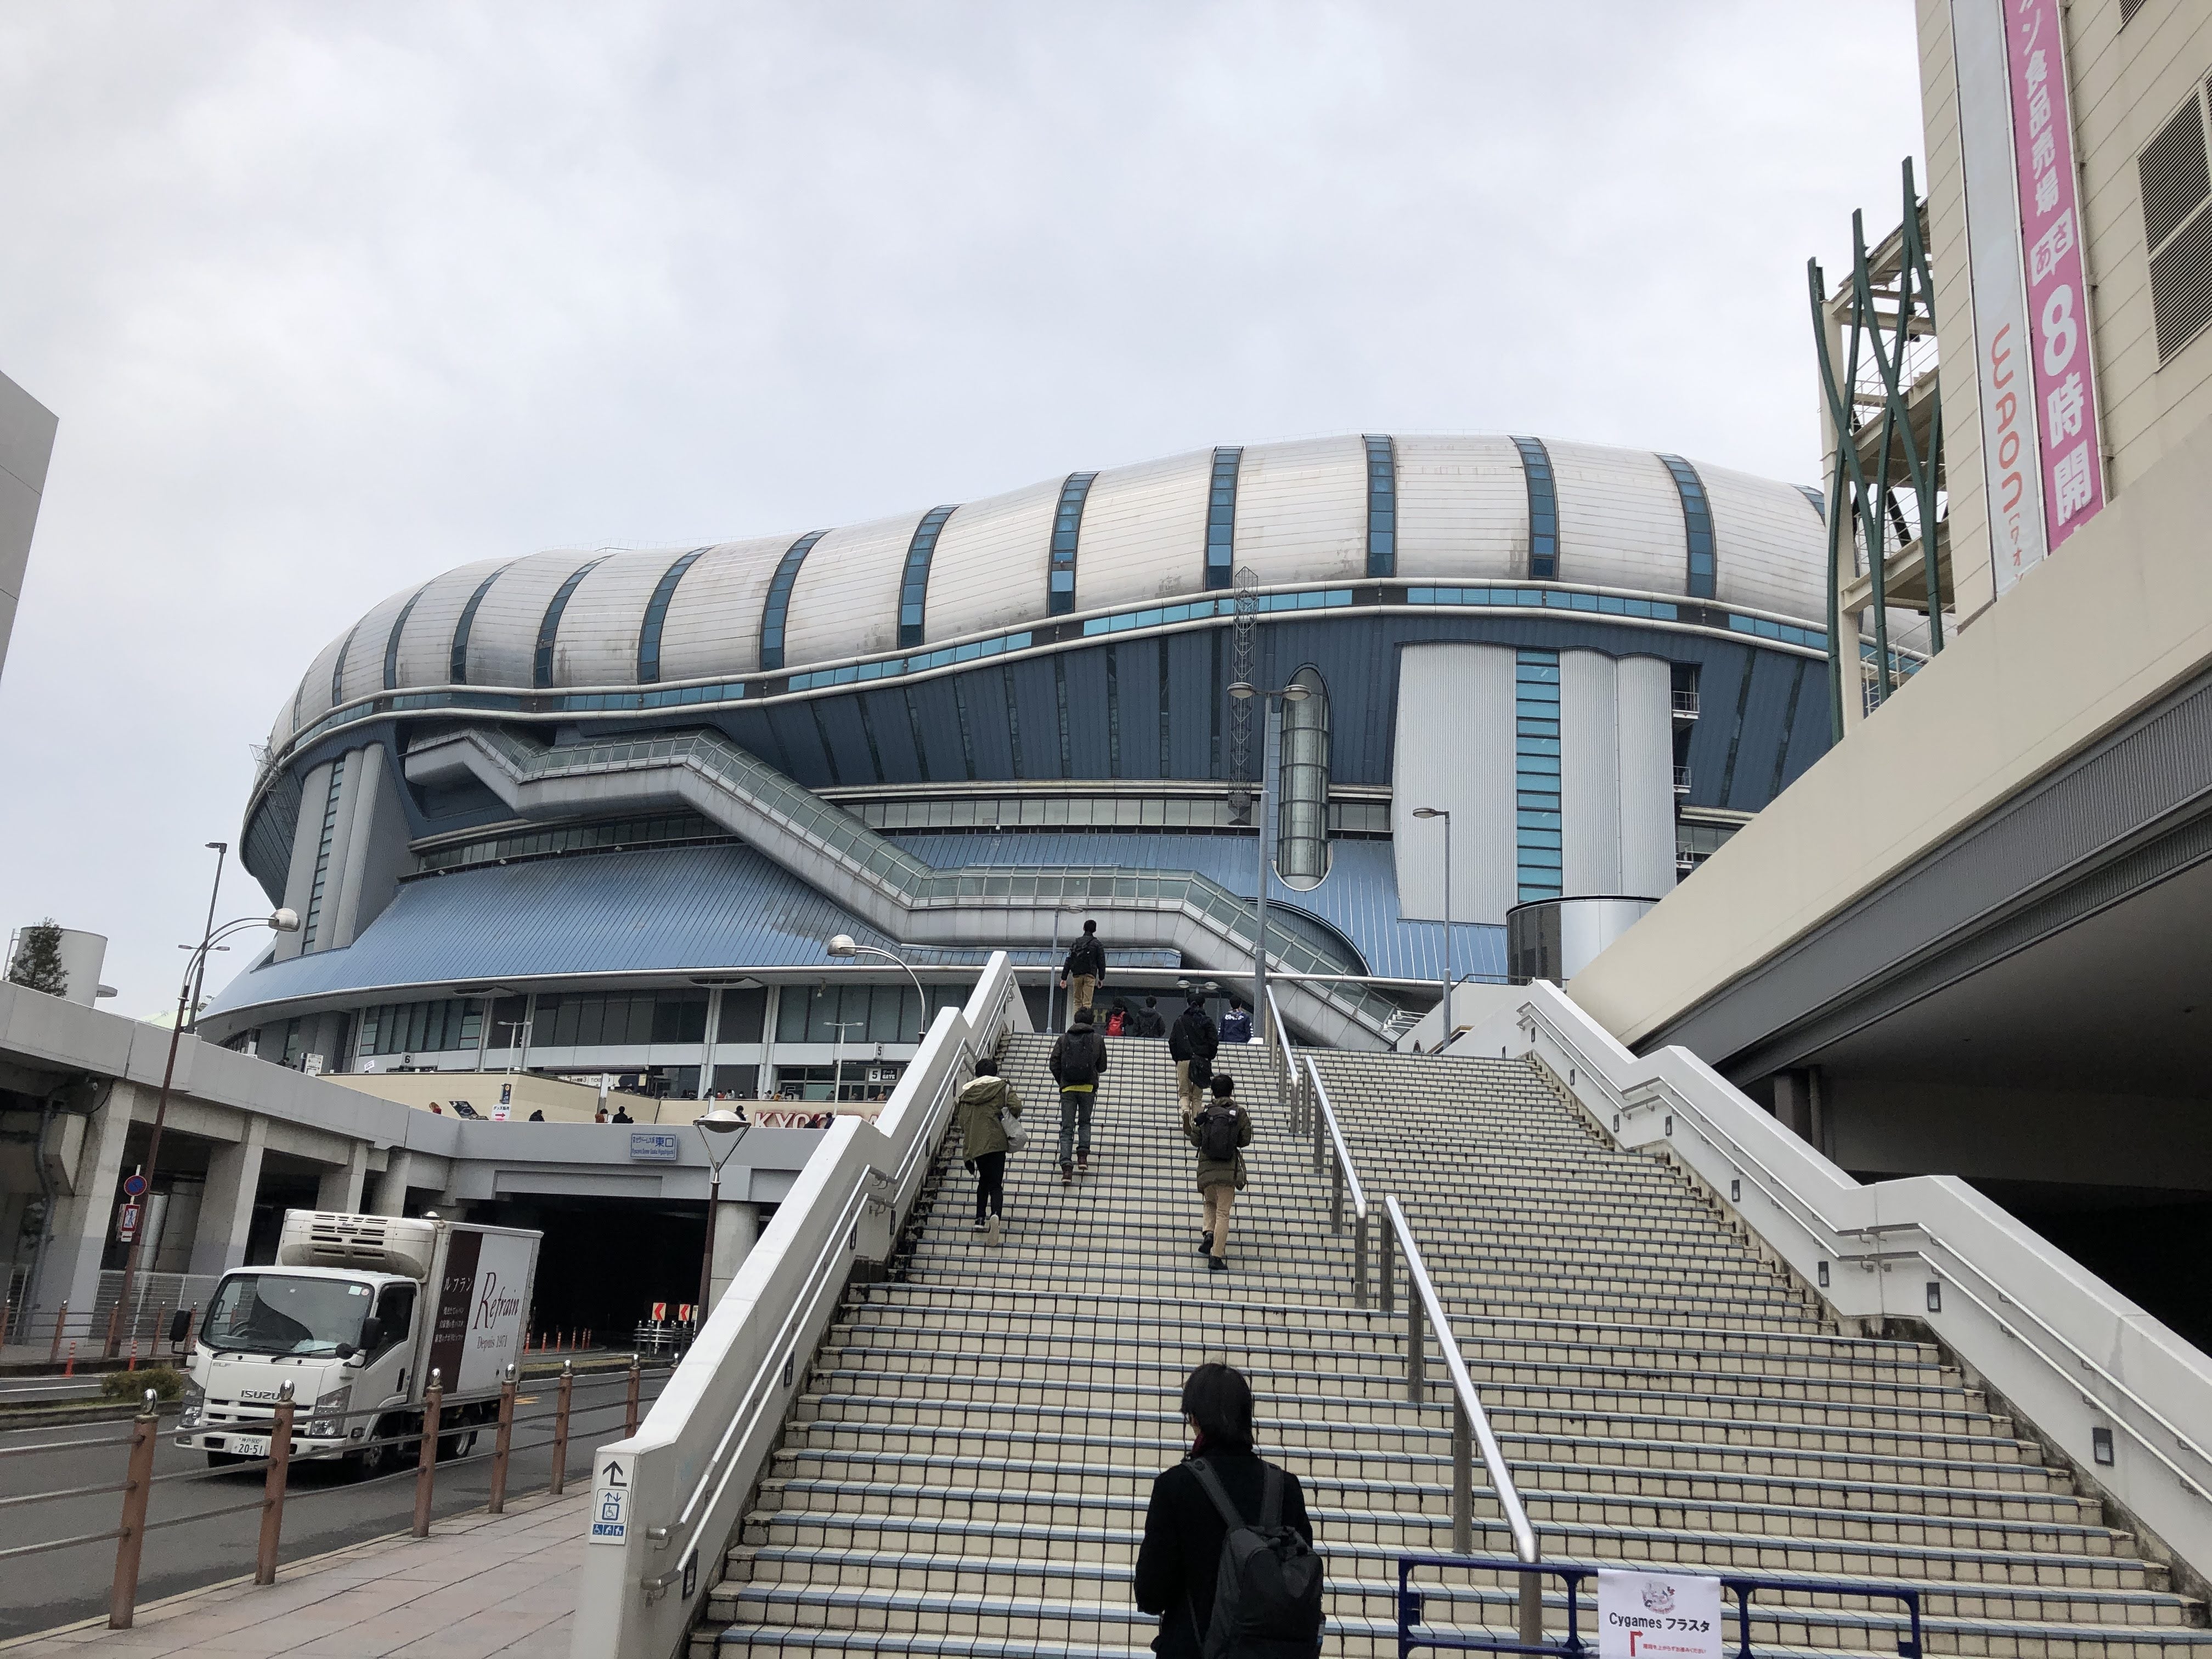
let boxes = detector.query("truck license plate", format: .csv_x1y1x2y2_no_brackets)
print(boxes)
229,1436,270,1457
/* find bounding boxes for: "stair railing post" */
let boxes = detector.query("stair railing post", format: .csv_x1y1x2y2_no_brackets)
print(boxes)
624,1352,642,1437
1406,1267,1426,1404
413,1368,442,1539
1518,1569,1543,1648
104,1295,123,1359
255,1381,296,1585
488,1364,517,1515
48,1300,66,1364
107,1390,159,1628
1379,1217,1395,1313
1331,1154,1345,1233
550,1359,574,1495
1353,1211,1369,1311
1452,1396,1474,1553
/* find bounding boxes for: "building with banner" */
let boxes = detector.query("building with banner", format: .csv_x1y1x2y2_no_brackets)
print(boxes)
199,432,1889,1093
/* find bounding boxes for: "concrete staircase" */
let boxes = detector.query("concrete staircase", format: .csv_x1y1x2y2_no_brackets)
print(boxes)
692,1035,2211,1658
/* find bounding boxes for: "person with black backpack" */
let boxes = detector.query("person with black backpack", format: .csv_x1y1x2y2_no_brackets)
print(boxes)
1135,1362,1322,1658
1048,1003,1109,1184
1169,997,1219,1121
1060,919,1107,1028
1185,1073,1252,1271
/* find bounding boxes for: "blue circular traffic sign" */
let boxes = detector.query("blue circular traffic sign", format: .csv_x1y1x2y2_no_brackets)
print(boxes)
122,1173,148,1197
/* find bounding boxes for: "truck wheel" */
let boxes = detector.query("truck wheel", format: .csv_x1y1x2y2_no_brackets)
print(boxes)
438,1428,477,1460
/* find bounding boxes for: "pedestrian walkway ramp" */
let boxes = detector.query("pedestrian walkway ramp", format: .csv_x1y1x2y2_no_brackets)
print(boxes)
571,955,2212,1659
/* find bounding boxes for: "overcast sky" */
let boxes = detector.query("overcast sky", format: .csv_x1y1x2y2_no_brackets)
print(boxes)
0,1,1923,1015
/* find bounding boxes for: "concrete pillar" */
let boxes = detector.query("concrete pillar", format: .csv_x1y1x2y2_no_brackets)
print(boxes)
316,1142,370,1214
707,1199,760,1312
40,1082,137,1316
188,1118,267,1277
368,1149,414,1216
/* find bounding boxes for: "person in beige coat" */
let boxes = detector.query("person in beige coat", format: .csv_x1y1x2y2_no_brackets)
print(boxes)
1184,1073,1252,1272
955,1057,1023,1243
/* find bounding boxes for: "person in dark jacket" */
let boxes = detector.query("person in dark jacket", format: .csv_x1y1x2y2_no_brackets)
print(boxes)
1060,919,1107,1026
1135,996,1166,1039
1048,1005,1109,1183
1186,1073,1253,1270
1134,1362,1313,1658
1218,1000,1253,1043
1168,1000,1218,1119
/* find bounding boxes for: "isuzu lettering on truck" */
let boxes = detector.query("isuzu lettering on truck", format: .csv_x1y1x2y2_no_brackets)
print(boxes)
176,1210,541,1474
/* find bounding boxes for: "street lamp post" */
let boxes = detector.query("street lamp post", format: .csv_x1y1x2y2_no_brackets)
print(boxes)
109,904,301,1353
825,935,932,1042
693,1108,751,1318
184,843,227,1032
1225,679,1310,1043
1414,807,1453,1048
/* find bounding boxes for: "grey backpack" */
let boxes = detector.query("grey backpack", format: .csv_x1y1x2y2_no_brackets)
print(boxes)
1184,1458,1324,1658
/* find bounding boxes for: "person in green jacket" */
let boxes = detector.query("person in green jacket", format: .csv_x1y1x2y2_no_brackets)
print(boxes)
1184,1073,1252,1272
955,1056,1023,1243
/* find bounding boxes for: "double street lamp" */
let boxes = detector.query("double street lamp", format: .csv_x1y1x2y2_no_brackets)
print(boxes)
110,859,300,1352
1225,678,1310,1040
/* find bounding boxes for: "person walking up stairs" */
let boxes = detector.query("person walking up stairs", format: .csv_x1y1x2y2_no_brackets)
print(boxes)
1049,1003,1109,1183
1186,1072,1252,1273
952,1055,1022,1244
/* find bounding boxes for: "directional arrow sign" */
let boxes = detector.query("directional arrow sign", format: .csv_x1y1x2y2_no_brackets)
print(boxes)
602,1461,628,1487
590,1452,634,1544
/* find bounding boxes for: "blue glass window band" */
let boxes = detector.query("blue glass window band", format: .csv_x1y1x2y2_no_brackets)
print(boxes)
637,547,709,684
450,562,517,686
383,582,432,691
331,622,359,708
898,505,960,648
1511,436,1559,580
760,529,829,673
533,556,610,689
1205,447,1242,590
1363,434,1395,578
1047,472,1097,616
1659,453,1717,599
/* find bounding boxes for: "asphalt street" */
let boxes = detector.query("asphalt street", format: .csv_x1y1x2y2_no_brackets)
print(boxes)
0,1373,105,1406
0,1367,665,1641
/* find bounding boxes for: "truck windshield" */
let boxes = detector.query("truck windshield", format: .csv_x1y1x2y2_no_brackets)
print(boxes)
204,1274,375,1356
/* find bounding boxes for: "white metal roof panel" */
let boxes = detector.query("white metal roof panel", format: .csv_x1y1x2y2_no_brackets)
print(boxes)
922,477,1062,643
1393,433,1527,582
654,535,791,683
1548,441,1687,596
1072,447,1213,613
782,509,929,667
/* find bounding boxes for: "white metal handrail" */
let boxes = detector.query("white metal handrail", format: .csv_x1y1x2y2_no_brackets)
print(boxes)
1475,981,2212,1577
1265,983,1299,1121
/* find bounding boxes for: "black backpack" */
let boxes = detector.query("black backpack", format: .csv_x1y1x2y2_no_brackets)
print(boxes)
1184,1458,1324,1659
1195,1104,1241,1161
1054,1030,1103,1087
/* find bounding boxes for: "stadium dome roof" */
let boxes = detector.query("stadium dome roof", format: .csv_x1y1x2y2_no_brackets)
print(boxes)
271,432,1833,752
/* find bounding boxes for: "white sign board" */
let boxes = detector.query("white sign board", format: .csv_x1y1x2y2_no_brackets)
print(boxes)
1598,1570,1723,1659
590,1453,633,1544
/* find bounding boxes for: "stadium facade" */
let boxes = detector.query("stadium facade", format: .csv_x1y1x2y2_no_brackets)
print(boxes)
202,432,1890,1093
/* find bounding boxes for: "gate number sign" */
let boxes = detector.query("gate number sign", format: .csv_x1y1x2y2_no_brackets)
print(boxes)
1597,1570,1722,1659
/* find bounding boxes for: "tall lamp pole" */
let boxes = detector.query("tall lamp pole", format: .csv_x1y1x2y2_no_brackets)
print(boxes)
825,936,932,1042
693,1108,750,1319
184,843,227,1032
1226,679,1311,1043
109,903,300,1353
1414,807,1453,1048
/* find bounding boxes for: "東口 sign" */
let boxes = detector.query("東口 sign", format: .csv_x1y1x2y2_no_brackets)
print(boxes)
628,1131,681,1163
1597,1570,1722,1659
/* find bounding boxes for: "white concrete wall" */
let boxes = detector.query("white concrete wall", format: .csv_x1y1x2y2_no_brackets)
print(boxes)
0,370,56,689
1392,644,1517,925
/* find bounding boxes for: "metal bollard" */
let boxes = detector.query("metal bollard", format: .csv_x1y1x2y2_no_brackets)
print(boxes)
127,1339,138,1372
105,1297,123,1359
413,1369,443,1539
624,1353,641,1438
1451,1397,1474,1553
1,1296,14,1349
108,1391,159,1628
65,1340,77,1377
550,1360,574,1496
1406,1284,1426,1404
49,1300,67,1364
256,1382,296,1585
488,1364,517,1515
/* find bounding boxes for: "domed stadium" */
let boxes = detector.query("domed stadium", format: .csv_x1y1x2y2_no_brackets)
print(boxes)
206,432,1882,1088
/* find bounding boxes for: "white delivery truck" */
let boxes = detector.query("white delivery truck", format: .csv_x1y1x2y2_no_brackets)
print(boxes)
176,1210,540,1474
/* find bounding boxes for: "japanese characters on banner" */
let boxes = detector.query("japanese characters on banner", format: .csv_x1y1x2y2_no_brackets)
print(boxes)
2004,0,2103,553
1954,0,2103,597
1597,1570,1724,1659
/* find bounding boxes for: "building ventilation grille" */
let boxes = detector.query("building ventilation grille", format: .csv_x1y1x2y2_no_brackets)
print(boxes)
2118,0,2148,24
2145,87,2212,363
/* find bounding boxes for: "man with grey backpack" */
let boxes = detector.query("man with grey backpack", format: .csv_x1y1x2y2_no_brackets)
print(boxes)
1135,1362,1323,1657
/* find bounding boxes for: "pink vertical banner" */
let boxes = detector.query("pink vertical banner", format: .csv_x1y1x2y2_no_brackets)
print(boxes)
2005,0,2104,550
